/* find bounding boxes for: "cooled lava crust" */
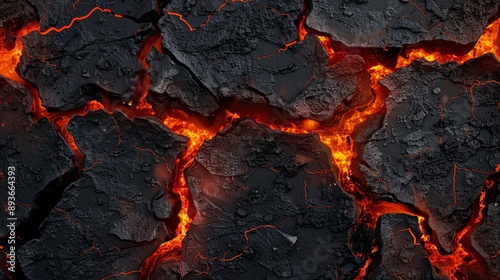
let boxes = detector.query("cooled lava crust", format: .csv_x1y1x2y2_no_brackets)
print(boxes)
0,0,500,280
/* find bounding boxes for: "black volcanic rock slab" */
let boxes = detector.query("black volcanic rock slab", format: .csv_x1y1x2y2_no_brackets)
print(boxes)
0,76,73,236
370,214,439,280
307,0,500,48
158,0,367,122
32,0,157,31
16,12,153,111
470,191,500,278
361,54,500,252
177,119,359,279
18,110,187,280
147,48,219,116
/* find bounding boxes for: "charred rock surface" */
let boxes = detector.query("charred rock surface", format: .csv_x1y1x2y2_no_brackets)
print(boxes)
471,189,500,278
0,0,36,36
370,214,440,280
361,54,500,252
177,119,360,279
159,0,367,122
0,76,73,237
31,0,157,31
147,48,218,117
16,12,153,111
18,110,186,280
307,0,500,48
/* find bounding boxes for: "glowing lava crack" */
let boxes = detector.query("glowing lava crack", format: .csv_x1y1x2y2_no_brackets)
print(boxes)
0,0,500,279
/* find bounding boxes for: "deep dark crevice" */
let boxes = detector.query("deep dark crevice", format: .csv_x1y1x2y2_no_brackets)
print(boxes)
0,165,81,280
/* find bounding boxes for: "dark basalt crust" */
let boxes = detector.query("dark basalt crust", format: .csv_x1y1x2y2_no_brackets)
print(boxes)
361,54,500,253
0,76,73,236
31,0,157,31
370,214,442,280
176,119,360,279
307,0,500,48
147,48,219,117
16,13,153,111
158,0,367,122
18,110,186,280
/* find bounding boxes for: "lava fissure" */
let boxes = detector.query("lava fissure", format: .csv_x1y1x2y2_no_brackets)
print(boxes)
0,167,81,279
2,2,500,279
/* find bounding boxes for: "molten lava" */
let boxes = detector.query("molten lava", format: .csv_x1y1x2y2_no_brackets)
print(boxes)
139,110,239,279
1,3,499,279
397,18,500,67
0,22,39,83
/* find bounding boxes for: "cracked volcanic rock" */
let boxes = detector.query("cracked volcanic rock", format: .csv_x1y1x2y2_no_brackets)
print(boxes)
361,54,500,253
16,12,153,111
147,48,219,116
18,110,186,280
307,0,500,48
0,76,73,236
176,119,359,279
31,0,157,31
159,0,367,122
371,214,441,280
0,0,36,28
471,187,500,278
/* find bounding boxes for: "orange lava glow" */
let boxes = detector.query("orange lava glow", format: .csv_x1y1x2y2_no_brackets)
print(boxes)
0,22,39,83
1,3,500,279
39,7,122,35
136,32,162,112
418,217,471,279
397,18,500,68
317,35,335,61
139,111,239,279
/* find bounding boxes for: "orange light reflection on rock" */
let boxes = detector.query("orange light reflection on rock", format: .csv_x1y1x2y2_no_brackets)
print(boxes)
397,18,500,68
0,22,39,83
139,111,239,279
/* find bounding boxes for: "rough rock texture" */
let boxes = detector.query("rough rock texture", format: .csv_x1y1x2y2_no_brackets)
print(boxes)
147,48,219,116
18,110,186,280
0,0,36,28
370,214,439,280
176,119,359,279
16,12,153,111
471,188,500,279
159,0,367,122
307,0,500,48
32,0,157,31
0,76,73,236
361,54,500,253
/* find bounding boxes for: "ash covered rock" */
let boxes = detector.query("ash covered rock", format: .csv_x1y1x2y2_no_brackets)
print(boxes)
31,0,157,31
158,0,367,122
361,54,500,252
0,76,73,236
471,187,500,278
147,48,219,116
177,119,359,279
18,110,186,280
370,214,440,280
16,11,153,111
307,0,500,48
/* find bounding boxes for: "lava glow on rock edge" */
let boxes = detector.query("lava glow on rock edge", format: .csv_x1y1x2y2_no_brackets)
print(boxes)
0,3,499,280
